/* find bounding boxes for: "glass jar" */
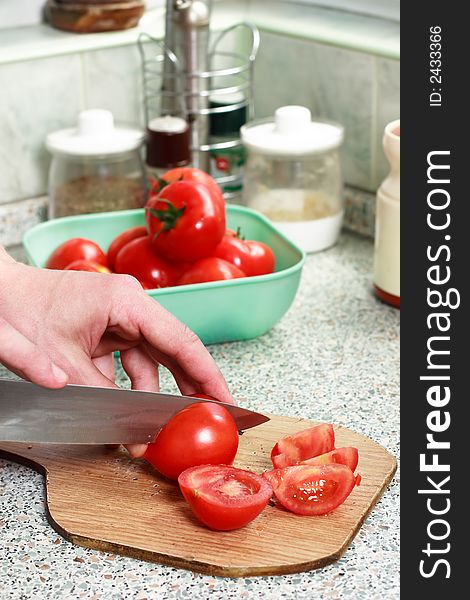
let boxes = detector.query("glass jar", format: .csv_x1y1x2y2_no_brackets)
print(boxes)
46,110,146,219
145,115,191,181
241,106,344,253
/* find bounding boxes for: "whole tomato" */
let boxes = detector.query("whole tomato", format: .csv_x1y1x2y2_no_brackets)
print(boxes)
114,236,178,289
146,180,226,262
144,400,239,480
46,238,108,270
107,226,147,270
150,167,223,204
177,257,245,286
213,232,275,276
64,260,111,273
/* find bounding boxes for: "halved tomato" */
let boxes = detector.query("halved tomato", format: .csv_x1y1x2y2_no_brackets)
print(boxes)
271,423,335,469
262,464,356,516
178,465,273,531
300,447,359,472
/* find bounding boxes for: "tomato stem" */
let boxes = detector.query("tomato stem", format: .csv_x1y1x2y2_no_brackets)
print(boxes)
146,200,186,237
235,226,245,241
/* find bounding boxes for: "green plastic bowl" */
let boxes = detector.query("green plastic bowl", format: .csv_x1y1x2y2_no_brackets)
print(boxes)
23,205,305,344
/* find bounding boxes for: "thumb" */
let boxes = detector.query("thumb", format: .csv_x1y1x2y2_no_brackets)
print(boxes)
0,316,68,388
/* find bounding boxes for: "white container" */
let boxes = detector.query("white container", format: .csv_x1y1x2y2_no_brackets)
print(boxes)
46,109,146,219
241,106,344,253
373,119,400,308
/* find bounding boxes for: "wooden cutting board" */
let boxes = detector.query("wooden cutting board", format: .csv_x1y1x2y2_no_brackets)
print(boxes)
0,414,396,577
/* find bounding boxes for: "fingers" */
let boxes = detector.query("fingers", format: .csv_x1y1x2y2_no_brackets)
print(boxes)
143,343,198,397
92,353,115,382
125,296,235,405
64,350,118,388
0,316,68,388
0,246,16,264
120,345,160,458
120,346,159,393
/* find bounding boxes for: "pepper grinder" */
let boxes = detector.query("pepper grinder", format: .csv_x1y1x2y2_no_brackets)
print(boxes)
373,119,400,308
162,0,212,172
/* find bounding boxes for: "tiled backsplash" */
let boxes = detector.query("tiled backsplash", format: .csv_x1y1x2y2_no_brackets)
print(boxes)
0,2,399,247
254,32,400,192
0,54,82,204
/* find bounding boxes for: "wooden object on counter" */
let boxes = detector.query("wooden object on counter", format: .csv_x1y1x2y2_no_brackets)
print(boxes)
0,414,397,577
46,0,145,33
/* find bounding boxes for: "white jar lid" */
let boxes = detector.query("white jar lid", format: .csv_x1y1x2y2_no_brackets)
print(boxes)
46,109,144,157
241,106,344,156
148,116,188,133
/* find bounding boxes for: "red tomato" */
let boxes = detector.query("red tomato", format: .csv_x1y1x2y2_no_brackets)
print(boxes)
46,238,108,270
107,226,147,270
64,260,111,273
114,236,178,289
146,181,226,262
271,423,335,469
263,464,356,516
177,257,245,286
144,402,239,480
300,447,359,472
178,465,273,531
213,233,275,276
151,167,224,203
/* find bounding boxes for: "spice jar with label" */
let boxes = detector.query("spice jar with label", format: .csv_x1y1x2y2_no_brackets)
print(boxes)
46,109,146,219
209,92,248,202
145,115,191,180
241,106,345,253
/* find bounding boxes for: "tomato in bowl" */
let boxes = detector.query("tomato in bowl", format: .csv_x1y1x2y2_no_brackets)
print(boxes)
23,205,305,344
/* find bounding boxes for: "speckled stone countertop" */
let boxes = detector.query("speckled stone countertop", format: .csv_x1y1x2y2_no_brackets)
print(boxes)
0,231,399,599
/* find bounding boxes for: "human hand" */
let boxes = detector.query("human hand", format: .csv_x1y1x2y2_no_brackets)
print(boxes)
0,247,234,456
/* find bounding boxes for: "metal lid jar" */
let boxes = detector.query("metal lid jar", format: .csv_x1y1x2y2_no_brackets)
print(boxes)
46,109,146,219
241,106,344,253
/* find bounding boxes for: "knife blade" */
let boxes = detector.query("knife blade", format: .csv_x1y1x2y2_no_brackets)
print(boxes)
0,379,269,445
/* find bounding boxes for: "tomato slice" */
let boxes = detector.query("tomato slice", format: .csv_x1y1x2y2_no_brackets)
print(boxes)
178,465,273,531
263,464,356,516
271,423,335,468
299,447,358,472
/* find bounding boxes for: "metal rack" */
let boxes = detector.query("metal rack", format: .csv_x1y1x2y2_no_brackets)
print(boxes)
138,22,259,195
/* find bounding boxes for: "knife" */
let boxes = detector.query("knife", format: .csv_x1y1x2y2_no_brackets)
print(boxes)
0,379,269,445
